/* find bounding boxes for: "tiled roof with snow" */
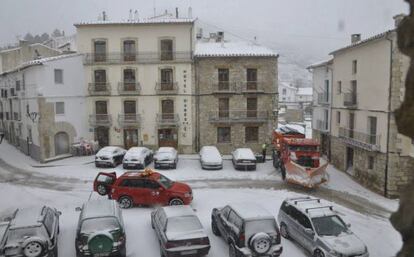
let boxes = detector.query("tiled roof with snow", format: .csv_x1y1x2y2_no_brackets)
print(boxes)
307,58,333,69
195,41,278,58
75,14,195,26
297,87,313,96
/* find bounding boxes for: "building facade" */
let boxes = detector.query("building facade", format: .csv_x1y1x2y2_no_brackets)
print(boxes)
75,14,196,153
0,54,88,162
194,39,278,154
330,27,413,197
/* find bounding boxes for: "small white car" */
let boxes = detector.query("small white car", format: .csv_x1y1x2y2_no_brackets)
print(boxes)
154,147,178,169
232,148,257,171
122,147,153,169
199,146,223,170
95,146,126,168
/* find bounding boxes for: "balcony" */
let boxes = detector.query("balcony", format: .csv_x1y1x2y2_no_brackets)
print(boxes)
13,112,20,121
209,110,269,123
156,113,180,126
343,92,357,108
88,83,111,96
316,120,329,132
317,93,329,105
83,51,192,65
240,81,265,94
118,82,141,95
155,82,178,95
89,114,112,127
118,114,141,127
339,127,380,151
212,82,237,94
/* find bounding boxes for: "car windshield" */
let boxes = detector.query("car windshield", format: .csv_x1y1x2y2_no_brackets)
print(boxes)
81,217,120,234
312,215,348,236
157,152,173,159
167,216,202,233
289,145,318,152
158,174,174,189
8,227,42,242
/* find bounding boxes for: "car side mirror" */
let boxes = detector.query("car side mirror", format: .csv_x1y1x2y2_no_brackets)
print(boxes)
347,223,351,228
75,207,82,212
305,228,315,236
57,211,62,216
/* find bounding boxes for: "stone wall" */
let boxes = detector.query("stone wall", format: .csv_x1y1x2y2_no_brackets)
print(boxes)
329,136,346,171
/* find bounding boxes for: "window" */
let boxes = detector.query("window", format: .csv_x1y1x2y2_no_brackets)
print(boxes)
124,101,136,114
55,102,64,115
337,81,342,94
54,69,63,84
218,98,229,118
337,111,341,124
352,60,357,74
123,40,136,61
94,40,106,62
16,80,21,91
123,69,136,83
368,116,377,144
217,127,231,143
218,69,230,90
368,156,374,169
282,88,287,95
160,39,173,60
247,97,258,118
221,206,231,219
245,127,259,142
246,68,258,90
145,180,161,189
160,68,174,90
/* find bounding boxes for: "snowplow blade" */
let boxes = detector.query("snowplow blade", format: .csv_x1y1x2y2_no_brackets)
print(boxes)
285,161,329,188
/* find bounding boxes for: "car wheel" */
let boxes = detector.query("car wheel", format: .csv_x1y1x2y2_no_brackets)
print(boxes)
314,249,325,257
96,184,108,196
119,196,133,209
169,198,184,206
211,220,221,236
23,240,44,257
250,232,271,255
280,222,290,239
229,243,239,257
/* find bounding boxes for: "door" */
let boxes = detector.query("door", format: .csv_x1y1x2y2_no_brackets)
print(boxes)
346,147,354,174
123,40,136,61
95,101,108,122
161,99,174,121
158,129,178,148
297,214,315,251
96,127,109,147
247,97,258,118
124,101,137,122
129,179,153,205
54,132,69,156
93,172,116,194
146,180,165,205
94,70,107,91
123,69,136,91
348,113,355,138
160,69,174,90
124,129,138,149
160,39,173,60
94,41,106,62
218,98,229,118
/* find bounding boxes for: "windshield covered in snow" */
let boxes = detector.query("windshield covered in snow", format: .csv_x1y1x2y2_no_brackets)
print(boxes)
167,216,202,232
158,174,174,189
81,217,120,234
312,215,348,236
8,227,42,242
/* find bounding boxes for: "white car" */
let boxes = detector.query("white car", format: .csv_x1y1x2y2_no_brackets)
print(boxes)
95,146,126,168
122,147,153,169
232,148,257,171
199,146,223,170
154,147,178,169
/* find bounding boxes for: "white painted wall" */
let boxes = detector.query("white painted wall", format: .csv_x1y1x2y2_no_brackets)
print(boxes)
311,64,332,132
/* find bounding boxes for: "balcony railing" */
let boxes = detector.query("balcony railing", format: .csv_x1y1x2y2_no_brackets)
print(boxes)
316,120,329,132
343,92,357,107
339,127,380,151
212,82,237,94
84,51,192,65
155,82,178,94
157,113,180,126
118,114,141,127
118,82,141,95
88,83,111,96
317,93,329,105
89,114,112,127
241,81,265,93
209,110,269,123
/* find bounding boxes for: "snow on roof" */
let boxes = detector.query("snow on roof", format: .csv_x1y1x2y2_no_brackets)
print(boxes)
158,147,176,152
297,87,313,96
75,14,195,27
307,58,333,69
195,41,278,58
229,203,274,221
11,206,44,229
277,124,305,135
81,200,117,220
163,205,195,218
279,82,297,90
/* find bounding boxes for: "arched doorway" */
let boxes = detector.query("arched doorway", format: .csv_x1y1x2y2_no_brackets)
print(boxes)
54,132,70,156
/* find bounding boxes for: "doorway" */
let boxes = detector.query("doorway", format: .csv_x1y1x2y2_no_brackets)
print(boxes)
158,128,177,148
96,127,109,148
346,147,354,175
54,132,70,156
124,129,138,149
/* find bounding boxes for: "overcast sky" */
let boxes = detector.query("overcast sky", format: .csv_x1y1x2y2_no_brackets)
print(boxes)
0,0,409,63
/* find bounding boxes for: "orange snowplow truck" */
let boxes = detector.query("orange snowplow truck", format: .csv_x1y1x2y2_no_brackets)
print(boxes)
272,127,328,188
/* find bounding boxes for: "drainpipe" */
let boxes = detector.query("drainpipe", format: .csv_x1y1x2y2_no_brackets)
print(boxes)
328,63,334,161
384,32,394,198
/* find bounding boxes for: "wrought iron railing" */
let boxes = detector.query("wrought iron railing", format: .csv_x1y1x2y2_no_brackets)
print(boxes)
343,92,357,107
240,81,265,93
209,110,269,123
339,127,380,151
118,82,141,95
84,51,192,65
89,114,112,127
212,82,237,93
88,83,111,96
118,114,141,127
156,113,180,126
155,82,178,94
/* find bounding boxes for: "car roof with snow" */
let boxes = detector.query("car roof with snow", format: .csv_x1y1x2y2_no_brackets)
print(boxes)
80,200,119,220
285,197,336,218
228,203,274,221
233,148,255,160
162,205,196,218
120,170,161,180
127,147,148,152
98,146,121,153
157,147,176,152
9,206,45,229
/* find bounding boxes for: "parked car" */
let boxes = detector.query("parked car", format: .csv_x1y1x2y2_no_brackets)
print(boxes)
211,203,283,257
232,148,257,171
199,146,223,170
95,146,126,168
122,147,153,169
75,199,126,257
0,206,61,257
151,206,210,257
278,197,369,257
93,169,193,208
154,147,178,169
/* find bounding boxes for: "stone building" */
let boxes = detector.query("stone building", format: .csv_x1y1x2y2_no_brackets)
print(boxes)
194,37,278,154
0,54,88,162
308,59,333,158
329,16,414,198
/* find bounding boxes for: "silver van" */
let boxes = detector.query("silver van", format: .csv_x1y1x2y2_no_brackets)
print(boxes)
277,197,369,257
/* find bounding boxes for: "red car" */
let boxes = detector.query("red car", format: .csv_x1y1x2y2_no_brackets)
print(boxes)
93,169,193,208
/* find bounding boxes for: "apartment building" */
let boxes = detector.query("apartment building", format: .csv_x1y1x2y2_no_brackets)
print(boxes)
75,13,196,153
329,17,413,197
308,59,333,157
0,54,88,162
194,38,278,154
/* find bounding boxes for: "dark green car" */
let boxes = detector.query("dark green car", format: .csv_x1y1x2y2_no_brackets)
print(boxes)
75,200,126,257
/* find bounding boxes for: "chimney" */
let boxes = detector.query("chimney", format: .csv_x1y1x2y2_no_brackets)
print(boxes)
134,10,139,21
19,40,30,47
196,28,203,39
216,31,224,42
129,9,132,21
102,11,107,21
188,7,193,18
393,14,405,28
351,34,361,44
176,7,179,18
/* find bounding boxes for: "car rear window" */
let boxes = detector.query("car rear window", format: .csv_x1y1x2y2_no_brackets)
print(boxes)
167,216,202,233
81,217,120,234
245,219,277,241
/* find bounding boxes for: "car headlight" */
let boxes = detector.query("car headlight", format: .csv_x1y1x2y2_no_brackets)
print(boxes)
184,192,192,198
329,250,343,257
